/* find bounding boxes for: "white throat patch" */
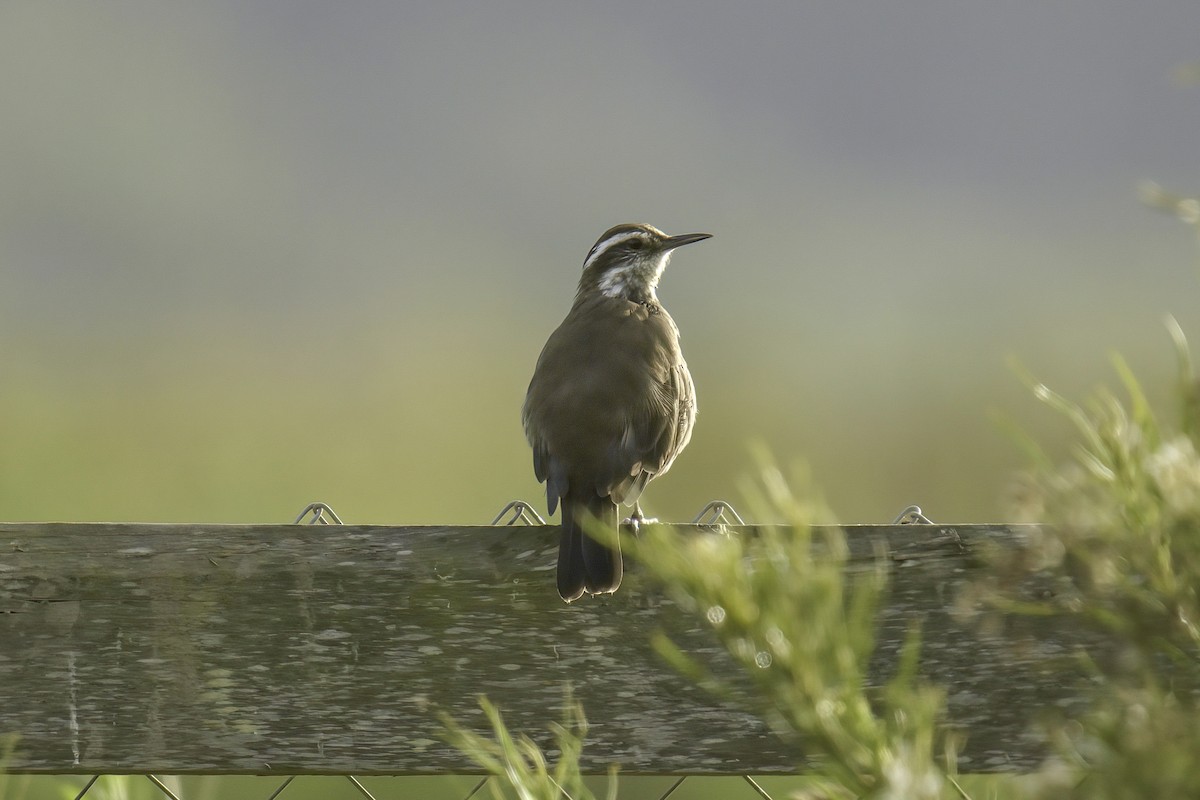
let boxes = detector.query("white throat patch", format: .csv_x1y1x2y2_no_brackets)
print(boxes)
597,252,671,298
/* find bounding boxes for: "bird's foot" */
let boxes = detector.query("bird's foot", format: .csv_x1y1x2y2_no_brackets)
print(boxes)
622,505,658,535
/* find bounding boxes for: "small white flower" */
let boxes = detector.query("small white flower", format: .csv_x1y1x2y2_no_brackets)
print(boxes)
879,744,944,800
1146,436,1200,516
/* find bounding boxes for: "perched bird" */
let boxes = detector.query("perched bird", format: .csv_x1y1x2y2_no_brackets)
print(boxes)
523,223,709,602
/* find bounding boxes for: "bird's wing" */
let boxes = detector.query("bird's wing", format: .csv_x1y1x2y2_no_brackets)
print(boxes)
606,354,696,506
527,425,569,516
524,295,696,510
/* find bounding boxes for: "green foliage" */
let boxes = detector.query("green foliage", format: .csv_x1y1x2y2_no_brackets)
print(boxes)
627,458,953,800
988,321,1200,799
446,461,956,800
1005,334,1200,663
442,690,615,800
0,735,26,800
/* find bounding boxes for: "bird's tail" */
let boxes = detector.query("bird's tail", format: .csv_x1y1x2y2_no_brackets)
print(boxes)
557,491,621,602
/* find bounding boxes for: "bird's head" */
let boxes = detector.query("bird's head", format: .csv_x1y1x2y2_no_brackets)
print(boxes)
577,223,711,303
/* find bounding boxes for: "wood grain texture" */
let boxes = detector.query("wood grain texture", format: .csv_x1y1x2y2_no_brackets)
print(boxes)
0,522,1079,775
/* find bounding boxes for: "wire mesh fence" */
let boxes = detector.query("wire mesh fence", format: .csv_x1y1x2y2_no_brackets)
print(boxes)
3,499,1041,800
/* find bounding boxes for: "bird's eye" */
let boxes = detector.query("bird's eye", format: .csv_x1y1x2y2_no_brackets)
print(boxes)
627,239,646,250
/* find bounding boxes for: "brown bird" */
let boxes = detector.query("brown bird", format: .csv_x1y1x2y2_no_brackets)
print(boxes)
523,223,709,601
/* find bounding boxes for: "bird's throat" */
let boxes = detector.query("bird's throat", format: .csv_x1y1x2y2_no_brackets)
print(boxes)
596,257,667,302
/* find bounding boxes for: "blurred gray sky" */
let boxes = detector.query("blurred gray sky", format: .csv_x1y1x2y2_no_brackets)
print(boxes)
2,1,1199,522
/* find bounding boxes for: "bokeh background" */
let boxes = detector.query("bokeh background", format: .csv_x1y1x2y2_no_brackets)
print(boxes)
3,1,1199,526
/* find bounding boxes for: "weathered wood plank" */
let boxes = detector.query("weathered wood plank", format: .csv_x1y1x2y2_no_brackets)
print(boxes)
0,522,1072,774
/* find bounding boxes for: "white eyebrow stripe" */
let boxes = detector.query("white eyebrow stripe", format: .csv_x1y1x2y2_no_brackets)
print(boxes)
582,231,643,271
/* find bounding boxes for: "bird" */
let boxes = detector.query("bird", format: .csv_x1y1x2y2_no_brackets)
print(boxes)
523,223,709,602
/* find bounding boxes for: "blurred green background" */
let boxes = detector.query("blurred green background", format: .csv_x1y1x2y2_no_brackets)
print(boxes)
3,4,1200,799
1,2,1198,528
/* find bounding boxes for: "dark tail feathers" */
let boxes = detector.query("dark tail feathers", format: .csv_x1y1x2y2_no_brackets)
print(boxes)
557,491,621,602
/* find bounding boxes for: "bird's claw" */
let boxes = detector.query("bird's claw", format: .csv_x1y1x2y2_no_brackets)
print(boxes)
622,511,658,537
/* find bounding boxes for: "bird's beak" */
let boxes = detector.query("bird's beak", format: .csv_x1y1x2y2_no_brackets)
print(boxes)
661,232,712,251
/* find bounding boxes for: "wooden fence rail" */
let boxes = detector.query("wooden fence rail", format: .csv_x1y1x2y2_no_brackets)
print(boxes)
0,522,1075,775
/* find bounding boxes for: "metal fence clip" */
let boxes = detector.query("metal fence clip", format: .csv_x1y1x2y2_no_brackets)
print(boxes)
490,500,547,526
293,502,344,525
691,500,746,526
